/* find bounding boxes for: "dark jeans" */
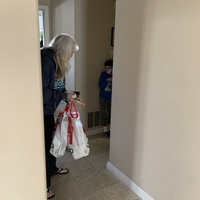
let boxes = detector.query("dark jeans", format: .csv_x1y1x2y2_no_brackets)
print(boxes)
44,114,58,188
99,98,111,126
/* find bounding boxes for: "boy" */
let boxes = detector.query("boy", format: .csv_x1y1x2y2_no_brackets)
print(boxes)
98,60,113,137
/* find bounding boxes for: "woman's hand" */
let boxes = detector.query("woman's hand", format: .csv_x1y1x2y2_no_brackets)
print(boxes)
66,93,75,104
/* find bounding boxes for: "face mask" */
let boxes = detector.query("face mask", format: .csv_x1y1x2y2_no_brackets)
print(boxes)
106,69,112,74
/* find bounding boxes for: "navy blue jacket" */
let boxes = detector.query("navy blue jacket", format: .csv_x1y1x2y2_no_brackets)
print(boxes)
41,48,67,115
98,71,112,100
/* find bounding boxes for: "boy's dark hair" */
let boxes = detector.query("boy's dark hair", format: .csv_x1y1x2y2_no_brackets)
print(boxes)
104,59,113,67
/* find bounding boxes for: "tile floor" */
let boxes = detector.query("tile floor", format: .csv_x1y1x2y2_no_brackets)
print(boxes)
51,133,141,200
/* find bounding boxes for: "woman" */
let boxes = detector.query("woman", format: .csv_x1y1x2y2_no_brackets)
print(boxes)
41,34,79,199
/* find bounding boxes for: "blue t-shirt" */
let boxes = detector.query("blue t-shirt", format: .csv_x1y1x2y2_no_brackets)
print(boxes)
98,71,112,100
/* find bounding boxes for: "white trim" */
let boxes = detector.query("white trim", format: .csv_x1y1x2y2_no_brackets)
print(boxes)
86,128,102,136
107,162,155,200
39,5,50,46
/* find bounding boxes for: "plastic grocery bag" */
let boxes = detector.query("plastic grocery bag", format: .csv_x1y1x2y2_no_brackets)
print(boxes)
50,110,68,157
54,100,67,122
66,103,90,159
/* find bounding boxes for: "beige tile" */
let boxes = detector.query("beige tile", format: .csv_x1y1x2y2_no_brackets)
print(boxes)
51,179,85,200
65,158,95,178
76,186,140,200
87,137,110,157
112,182,140,200
74,171,110,195
89,137,110,150
97,168,120,185
56,151,77,166
76,189,108,200
85,152,109,170
75,197,88,200
53,156,91,186
51,172,73,186
50,133,140,200
102,185,125,200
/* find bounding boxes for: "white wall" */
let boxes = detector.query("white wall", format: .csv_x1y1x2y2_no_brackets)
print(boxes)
110,0,200,199
1,0,46,199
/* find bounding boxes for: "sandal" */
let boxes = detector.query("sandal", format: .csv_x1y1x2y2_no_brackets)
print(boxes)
47,189,55,199
56,167,69,174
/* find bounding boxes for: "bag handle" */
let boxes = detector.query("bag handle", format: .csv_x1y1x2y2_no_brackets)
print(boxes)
65,103,78,118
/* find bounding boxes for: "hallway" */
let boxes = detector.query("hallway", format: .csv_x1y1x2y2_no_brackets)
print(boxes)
51,133,141,200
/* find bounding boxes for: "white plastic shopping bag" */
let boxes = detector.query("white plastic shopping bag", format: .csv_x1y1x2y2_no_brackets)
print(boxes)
54,100,67,122
66,103,90,159
50,110,68,157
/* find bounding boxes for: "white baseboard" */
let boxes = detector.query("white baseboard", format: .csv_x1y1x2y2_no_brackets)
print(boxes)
86,128,102,136
107,162,155,200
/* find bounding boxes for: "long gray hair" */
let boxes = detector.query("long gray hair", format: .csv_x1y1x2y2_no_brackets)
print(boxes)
49,34,79,78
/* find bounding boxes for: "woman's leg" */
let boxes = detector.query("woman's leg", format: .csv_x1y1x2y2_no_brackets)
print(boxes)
44,114,57,188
